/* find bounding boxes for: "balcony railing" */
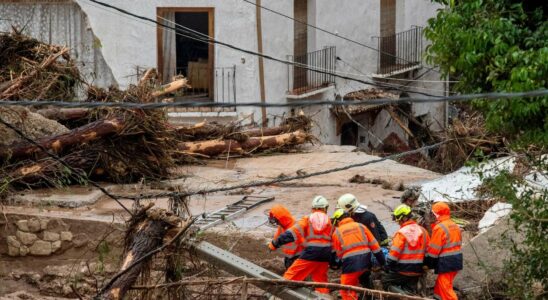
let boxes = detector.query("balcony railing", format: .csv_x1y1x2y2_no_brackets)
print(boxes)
287,46,336,96
373,26,423,76
175,65,236,103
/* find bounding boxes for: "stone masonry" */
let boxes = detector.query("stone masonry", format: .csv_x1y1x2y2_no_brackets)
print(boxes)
6,217,75,257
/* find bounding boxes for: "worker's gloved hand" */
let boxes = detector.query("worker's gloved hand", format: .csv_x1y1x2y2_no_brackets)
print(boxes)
380,238,391,247
422,265,429,271
267,241,277,251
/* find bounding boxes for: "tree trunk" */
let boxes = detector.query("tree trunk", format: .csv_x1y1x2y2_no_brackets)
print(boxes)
239,125,293,137
7,152,96,185
35,108,89,121
98,206,181,300
178,130,309,156
1,117,124,160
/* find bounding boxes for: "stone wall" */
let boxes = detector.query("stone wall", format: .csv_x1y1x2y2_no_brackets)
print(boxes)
5,217,86,257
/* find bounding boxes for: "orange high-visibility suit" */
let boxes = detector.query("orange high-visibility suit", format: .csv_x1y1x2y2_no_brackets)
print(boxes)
270,205,303,268
384,219,429,292
426,202,463,300
332,217,385,300
272,210,332,294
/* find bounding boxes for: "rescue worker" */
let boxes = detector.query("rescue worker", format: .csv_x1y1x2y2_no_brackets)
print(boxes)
338,194,389,244
425,202,463,300
331,209,385,300
383,204,430,294
400,188,433,230
268,196,332,294
268,204,303,269
338,194,388,288
400,187,420,208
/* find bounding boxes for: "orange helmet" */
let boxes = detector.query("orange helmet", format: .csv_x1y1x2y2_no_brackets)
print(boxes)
432,202,450,219
269,205,294,228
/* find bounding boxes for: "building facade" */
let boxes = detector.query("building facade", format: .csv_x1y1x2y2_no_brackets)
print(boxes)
0,0,446,147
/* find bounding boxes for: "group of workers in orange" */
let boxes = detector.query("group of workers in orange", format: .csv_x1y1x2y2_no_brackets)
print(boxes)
267,192,463,300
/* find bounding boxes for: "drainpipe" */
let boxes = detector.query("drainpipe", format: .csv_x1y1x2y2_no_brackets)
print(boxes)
256,0,268,127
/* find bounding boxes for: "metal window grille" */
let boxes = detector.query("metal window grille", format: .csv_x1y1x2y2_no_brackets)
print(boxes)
287,46,336,95
374,26,423,75
175,65,236,103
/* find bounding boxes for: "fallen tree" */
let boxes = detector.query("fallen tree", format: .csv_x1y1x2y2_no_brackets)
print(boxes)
1,117,124,160
97,204,191,300
178,129,310,157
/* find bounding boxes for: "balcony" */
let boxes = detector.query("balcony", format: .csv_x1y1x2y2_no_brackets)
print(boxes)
372,27,423,78
286,46,336,99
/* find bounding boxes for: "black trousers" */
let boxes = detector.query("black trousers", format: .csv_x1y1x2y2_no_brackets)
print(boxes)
381,272,420,294
284,256,299,269
359,271,372,288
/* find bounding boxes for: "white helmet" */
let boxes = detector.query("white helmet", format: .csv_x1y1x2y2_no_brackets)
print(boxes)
311,195,329,209
338,193,359,213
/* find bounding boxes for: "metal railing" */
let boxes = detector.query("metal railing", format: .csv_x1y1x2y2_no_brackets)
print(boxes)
175,65,236,103
287,46,336,95
373,26,423,75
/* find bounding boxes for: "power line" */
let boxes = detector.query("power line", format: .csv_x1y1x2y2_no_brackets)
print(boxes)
119,140,448,200
240,0,442,75
0,114,134,215
2,89,547,109
85,0,440,97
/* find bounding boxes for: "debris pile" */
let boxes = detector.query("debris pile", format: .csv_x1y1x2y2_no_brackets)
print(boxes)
0,31,313,192
0,29,81,100
429,110,505,173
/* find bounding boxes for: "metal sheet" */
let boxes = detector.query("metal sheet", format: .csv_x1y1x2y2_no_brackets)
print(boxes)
191,241,329,300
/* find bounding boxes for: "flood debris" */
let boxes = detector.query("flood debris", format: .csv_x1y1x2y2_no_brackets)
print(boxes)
0,31,313,194
0,29,81,101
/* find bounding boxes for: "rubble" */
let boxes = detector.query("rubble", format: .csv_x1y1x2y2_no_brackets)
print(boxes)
478,202,513,233
0,31,312,194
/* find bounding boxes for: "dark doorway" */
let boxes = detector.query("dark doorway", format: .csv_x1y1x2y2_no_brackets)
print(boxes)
293,0,308,90
340,122,358,146
379,0,396,71
175,12,210,98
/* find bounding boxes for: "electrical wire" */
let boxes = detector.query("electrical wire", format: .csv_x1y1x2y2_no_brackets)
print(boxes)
2,89,547,109
118,140,448,200
85,0,440,97
240,0,442,75
336,57,454,95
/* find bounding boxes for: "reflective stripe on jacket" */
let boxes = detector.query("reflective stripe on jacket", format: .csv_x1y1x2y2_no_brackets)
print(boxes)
387,220,429,276
332,217,385,273
274,211,332,262
426,217,463,274
274,226,302,258
271,205,303,259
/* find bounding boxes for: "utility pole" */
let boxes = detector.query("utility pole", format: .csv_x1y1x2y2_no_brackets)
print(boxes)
256,0,268,127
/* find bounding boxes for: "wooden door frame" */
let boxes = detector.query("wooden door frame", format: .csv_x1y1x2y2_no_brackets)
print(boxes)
157,7,215,100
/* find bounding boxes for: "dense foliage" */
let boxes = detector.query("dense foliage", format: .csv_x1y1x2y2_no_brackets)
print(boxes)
482,156,547,299
425,1,547,298
424,0,547,145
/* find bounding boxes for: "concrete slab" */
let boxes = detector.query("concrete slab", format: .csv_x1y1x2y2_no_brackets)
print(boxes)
6,186,109,208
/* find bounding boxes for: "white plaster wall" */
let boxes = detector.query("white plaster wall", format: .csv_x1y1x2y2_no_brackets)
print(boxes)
0,2,116,89
21,0,446,142
314,0,381,97
75,0,297,126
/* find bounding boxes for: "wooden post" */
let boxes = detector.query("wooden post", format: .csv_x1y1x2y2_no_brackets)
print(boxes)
256,0,268,127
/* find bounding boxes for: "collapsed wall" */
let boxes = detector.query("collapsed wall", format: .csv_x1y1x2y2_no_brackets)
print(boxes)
0,0,117,89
